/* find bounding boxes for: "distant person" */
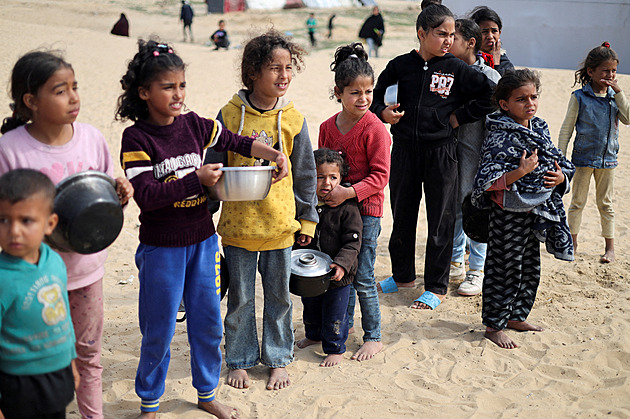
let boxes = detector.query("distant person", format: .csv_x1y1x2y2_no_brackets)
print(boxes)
469,6,514,75
359,6,384,58
0,169,78,419
180,0,194,42
307,13,317,47
111,13,129,37
558,42,629,264
327,14,336,39
211,20,230,50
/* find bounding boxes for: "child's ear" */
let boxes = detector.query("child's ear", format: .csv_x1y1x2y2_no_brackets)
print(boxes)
23,93,37,112
45,213,58,236
498,99,509,112
138,86,149,101
586,67,594,79
417,28,425,43
333,86,342,99
468,37,476,50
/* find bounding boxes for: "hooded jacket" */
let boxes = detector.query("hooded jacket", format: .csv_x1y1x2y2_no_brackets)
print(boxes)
217,91,318,251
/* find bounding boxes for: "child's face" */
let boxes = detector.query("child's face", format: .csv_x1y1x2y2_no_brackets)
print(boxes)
588,59,617,93
450,31,472,61
478,20,501,53
335,75,373,121
499,83,539,127
251,48,292,102
417,17,455,60
138,70,186,126
24,67,80,127
0,194,58,264
316,162,341,200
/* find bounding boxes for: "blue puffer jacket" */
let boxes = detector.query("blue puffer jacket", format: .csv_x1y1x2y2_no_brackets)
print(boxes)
571,84,620,169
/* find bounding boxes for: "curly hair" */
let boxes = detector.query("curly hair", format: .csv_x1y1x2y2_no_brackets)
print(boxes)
574,42,619,87
329,42,374,102
493,68,541,113
1,50,72,134
314,148,348,178
115,39,185,122
240,29,306,91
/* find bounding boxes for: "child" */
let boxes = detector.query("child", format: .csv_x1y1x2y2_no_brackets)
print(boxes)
370,4,494,310
471,69,575,349
211,20,230,50
448,18,501,296
117,39,288,417
558,42,629,263
0,50,133,419
318,42,390,360
296,149,362,367
469,6,515,75
307,13,317,47
217,30,318,390
0,169,78,418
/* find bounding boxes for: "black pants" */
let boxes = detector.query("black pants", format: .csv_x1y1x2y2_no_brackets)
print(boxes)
388,140,458,295
482,204,541,330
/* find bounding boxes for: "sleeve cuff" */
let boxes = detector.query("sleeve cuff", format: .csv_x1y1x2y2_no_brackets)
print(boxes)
299,219,317,238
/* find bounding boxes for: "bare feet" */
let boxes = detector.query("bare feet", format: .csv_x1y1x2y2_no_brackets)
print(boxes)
267,367,290,390
351,341,383,361
296,338,320,349
376,280,415,292
226,369,249,389
348,327,355,334
320,353,343,367
485,328,518,349
571,234,578,253
198,400,240,419
139,412,156,419
410,293,445,310
507,320,543,332
601,238,615,263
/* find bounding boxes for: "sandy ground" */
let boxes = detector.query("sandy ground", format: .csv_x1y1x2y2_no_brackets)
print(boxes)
1,0,629,417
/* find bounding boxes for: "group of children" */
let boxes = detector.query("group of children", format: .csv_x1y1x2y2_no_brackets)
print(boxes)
0,2,626,418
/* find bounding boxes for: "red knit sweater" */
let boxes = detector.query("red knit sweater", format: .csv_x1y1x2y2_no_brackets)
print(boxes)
318,111,391,217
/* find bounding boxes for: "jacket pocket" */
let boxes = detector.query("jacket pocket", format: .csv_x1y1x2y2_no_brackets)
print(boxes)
415,106,449,141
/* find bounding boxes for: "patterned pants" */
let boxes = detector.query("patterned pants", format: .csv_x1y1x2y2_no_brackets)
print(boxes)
482,204,540,331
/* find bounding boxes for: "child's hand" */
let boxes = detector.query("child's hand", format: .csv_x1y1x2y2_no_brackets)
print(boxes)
601,77,621,93
449,113,459,129
491,38,502,65
323,185,355,208
519,149,539,175
296,234,312,246
272,153,289,184
72,359,80,390
115,177,134,206
544,161,565,188
330,263,345,281
382,104,405,125
196,163,223,186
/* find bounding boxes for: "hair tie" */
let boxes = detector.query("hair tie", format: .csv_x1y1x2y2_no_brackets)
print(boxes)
603,41,610,48
153,51,159,57
349,54,358,59
153,44,174,57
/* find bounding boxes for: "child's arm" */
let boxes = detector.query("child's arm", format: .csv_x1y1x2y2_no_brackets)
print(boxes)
330,202,362,281
557,94,579,155
291,120,319,239
452,64,495,127
371,60,405,125
611,85,630,125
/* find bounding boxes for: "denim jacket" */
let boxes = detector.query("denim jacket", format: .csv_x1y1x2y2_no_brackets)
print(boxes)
571,84,619,168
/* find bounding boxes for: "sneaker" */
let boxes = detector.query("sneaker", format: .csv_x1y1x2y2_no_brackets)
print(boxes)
457,270,484,296
449,262,465,279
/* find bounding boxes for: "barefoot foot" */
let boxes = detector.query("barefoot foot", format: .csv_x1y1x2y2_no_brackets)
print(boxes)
351,341,383,361
139,412,157,419
600,249,615,263
507,320,543,332
267,367,290,390
226,369,249,389
296,338,320,349
571,234,578,253
198,400,240,419
348,327,355,334
485,328,518,349
320,353,343,367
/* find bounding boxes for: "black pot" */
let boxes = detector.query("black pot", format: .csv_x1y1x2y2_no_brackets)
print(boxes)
289,249,333,297
47,171,124,254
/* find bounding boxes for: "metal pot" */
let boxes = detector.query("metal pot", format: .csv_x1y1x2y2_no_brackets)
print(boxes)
289,249,333,297
206,166,275,201
47,171,124,254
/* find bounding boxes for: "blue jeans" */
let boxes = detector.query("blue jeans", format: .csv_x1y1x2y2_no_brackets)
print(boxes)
134,235,222,412
452,214,487,271
223,246,293,369
366,37,379,57
302,284,351,354
347,215,382,342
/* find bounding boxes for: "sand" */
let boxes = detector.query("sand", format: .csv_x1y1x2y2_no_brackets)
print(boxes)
1,0,629,417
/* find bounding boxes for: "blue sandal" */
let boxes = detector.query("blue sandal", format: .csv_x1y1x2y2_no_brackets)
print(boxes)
411,291,442,310
378,276,399,293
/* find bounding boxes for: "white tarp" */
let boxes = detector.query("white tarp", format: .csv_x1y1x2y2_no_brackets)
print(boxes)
443,0,630,73
246,0,355,8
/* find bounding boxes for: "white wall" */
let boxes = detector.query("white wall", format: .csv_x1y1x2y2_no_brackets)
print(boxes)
444,0,630,74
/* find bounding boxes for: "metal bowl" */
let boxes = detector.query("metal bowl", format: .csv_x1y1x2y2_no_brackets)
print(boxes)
289,249,333,297
46,171,124,254
205,166,274,201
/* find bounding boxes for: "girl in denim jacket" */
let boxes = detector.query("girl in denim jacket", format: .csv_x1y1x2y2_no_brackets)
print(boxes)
558,42,629,263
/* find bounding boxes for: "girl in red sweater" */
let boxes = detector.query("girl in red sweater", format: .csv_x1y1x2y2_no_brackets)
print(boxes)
318,43,391,361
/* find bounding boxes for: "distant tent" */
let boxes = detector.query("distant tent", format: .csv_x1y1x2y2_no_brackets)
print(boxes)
247,0,354,9
207,0,246,13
